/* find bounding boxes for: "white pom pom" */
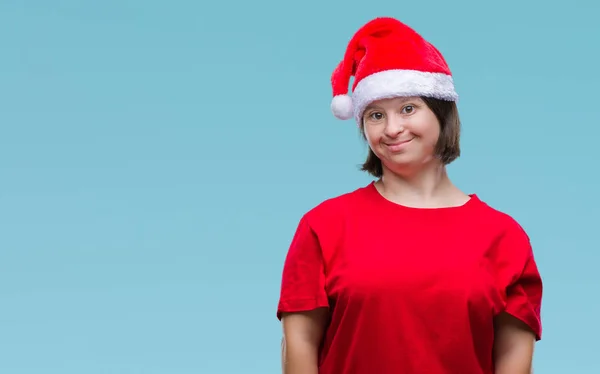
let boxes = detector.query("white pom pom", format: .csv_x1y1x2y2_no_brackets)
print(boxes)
331,94,354,120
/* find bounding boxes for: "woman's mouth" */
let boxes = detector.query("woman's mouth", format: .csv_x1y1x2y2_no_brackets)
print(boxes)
385,138,414,152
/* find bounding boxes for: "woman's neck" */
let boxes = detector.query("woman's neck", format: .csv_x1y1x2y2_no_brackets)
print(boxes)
375,162,469,208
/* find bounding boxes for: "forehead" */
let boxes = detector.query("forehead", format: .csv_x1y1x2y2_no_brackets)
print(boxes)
365,96,421,110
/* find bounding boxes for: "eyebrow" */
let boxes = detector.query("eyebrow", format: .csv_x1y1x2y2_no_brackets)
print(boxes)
392,96,415,105
364,96,415,111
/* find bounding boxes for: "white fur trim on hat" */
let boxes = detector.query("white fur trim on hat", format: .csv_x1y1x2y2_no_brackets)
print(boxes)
351,69,458,124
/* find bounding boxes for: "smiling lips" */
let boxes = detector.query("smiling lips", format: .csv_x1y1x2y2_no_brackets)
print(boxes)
385,138,414,152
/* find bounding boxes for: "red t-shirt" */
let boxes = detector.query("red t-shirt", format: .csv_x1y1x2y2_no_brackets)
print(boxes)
277,182,542,374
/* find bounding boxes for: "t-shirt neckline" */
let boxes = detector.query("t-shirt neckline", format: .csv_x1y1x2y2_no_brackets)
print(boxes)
366,181,480,213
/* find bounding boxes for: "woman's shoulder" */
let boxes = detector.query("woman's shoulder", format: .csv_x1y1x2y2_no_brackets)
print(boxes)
470,196,531,242
302,183,374,227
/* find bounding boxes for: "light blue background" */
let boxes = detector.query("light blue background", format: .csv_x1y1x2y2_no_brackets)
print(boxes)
1,1,598,373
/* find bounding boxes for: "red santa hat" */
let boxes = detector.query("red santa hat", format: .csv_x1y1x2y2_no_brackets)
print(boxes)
330,17,458,124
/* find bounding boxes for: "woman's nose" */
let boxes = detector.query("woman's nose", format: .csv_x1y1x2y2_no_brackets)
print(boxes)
383,116,405,136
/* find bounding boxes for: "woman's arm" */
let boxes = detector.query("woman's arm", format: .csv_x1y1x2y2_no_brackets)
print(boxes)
281,308,328,374
493,312,537,374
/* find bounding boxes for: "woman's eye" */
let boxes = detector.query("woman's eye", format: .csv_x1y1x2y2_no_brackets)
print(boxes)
402,105,414,114
370,112,383,120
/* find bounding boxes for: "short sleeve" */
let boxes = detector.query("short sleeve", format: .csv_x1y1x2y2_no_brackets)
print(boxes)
276,215,329,320
500,223,543,340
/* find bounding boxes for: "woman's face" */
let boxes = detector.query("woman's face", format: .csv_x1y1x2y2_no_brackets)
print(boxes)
362,96,441,173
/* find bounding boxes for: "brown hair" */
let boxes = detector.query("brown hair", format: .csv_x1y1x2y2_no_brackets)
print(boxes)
359,97,461,178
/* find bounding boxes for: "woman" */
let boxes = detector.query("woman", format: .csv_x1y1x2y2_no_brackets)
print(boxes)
277,17,542,374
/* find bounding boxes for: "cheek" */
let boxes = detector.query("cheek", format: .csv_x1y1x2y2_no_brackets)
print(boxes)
410,121,440,145
362,126,377,145
426,127,441,146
